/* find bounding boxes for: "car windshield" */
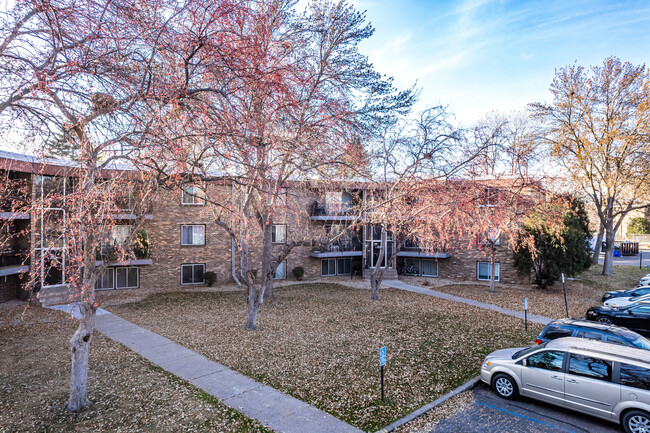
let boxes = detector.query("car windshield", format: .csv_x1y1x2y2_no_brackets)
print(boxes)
512,343,547,359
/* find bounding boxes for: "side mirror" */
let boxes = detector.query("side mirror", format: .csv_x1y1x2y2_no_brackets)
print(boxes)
628,310,634,315
522,359,527,367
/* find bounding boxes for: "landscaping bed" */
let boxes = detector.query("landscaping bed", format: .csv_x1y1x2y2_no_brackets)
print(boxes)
405,264,648,320
0,304,271,433
108,283,540,431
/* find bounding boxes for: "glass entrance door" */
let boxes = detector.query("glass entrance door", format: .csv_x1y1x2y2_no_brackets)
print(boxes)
366,226,392,268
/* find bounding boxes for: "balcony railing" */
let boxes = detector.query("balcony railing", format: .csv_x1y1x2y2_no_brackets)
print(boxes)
310,201,358,217
311,238,362,254
0,249,28,267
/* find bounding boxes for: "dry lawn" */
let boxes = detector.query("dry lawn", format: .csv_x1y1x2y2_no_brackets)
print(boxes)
404,264,649,320
108,283,540,431
0,304,271,433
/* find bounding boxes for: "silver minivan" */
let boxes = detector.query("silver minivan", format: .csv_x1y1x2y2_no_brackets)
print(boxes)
481,337,650,433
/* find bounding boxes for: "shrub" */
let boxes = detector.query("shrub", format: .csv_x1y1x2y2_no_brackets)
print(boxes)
627,217,650,234
292,266,305,281
203,271,217,287
513,196,592,288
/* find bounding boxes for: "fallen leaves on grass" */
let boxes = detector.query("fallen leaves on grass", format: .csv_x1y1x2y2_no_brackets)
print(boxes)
110,283,539,431
0,305,272,433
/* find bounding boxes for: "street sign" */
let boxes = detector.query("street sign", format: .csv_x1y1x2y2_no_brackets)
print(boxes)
524,298,528,310
380,346,386,367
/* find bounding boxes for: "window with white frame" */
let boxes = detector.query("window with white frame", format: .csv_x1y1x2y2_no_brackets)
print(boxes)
321,258,351,276
96,268,114,290
181,186,205,205
181,225,205,245
479,187,501,207
477,261,499,281
271,224,286,243
116,267,139,289
421,259,438,277
181,263,205,284
273,261,287,279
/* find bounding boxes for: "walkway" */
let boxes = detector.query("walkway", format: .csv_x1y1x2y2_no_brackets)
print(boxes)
381,280,553,325
48,303,362,433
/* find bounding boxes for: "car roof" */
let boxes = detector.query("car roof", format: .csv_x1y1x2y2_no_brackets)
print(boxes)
546,337,649,364
547,318,632,334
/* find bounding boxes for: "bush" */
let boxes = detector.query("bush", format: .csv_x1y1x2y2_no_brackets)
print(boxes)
292,266,305,281
513,196,592,288
203,271,217,287
627,217,650,234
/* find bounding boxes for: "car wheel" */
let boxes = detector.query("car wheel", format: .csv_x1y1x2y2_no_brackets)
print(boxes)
596,316,613,325
622,410,650,433
491,373,518,400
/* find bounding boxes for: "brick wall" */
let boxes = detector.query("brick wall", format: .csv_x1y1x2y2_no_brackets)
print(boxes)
0,275,19,303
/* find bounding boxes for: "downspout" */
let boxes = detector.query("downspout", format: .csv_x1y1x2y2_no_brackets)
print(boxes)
231,181,241,286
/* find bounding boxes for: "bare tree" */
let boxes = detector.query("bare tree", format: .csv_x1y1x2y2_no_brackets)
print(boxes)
530,57,650,276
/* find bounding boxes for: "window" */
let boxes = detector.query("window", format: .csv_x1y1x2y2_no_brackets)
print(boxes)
575,331,602,341
273,261,287,279
112,225,130,245
322,258,336,276
181,264,205,285
479,187,501,207
96,268,114,290
321,258,351,276
272,224,286,243
605,335,628,346
477,262,499,281
116,267,139,289
421,259,438,277
181,225,205,246
620,363,650,391
337,258,351,275
181,186,205,205
526,351,564,372
568,354,612,382
542,326,573,340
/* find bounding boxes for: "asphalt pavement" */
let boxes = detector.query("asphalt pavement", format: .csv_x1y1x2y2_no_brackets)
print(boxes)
431,383,620,433
599,249,650,268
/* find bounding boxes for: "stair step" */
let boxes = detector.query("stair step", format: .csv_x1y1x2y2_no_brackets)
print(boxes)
37,284,78,307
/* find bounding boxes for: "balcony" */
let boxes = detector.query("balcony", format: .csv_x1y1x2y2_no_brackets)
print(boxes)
309,201,360,221
0,249,29,276
95,233,151,266
110,203,154,220
310,239,363,258
397,245,451,259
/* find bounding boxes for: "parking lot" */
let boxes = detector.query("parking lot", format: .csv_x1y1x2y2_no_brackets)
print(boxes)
432,383,620,433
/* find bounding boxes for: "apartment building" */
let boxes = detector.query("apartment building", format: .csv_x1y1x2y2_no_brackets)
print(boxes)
0,151,526,303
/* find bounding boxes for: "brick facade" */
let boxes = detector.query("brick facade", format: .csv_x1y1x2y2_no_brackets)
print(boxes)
0,151,534,301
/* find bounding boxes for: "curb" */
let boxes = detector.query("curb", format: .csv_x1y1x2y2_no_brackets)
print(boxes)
374,376,481,433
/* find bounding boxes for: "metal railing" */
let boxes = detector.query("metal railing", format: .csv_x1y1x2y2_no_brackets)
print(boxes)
310,201,358,216
0,249,28,267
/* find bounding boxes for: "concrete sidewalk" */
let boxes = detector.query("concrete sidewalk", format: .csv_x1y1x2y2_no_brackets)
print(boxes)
381,280,554,325
48,303,362,433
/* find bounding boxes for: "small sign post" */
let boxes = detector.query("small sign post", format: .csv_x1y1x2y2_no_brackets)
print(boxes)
562,273,569,318
524,298,528,331
379,346,386,401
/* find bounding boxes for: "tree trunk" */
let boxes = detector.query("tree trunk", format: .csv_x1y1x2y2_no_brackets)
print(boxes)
67,302,97,412
602,224,615,276
370,229,387,300
264,278,273,300
245,279,260,330
489,249,496,293
591,223,604,264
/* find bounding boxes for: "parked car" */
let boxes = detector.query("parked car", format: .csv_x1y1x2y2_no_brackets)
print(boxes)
602,285,650,302
605,293,650,309
535,318,650,350
586,301,650,335
481,337,650,433
640,274,650,286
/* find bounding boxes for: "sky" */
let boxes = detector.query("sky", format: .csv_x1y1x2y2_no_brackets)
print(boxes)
346,0,650,126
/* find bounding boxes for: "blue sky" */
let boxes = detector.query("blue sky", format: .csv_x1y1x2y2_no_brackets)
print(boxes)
349,0,650,125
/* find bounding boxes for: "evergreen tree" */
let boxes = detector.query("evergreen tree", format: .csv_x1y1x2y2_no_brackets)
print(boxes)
513,196,592,288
